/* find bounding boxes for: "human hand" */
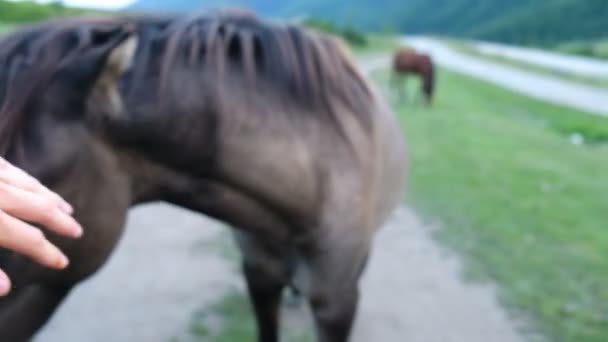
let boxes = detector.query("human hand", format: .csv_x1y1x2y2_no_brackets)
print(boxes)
0,157,83,296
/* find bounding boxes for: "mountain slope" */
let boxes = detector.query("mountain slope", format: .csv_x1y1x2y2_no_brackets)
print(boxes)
125,0,608,45
470,0,608,44
127,0,295,16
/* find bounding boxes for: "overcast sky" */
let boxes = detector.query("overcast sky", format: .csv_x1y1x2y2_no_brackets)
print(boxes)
23,0,135,10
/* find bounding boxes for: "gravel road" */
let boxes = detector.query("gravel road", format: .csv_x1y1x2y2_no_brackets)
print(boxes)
474,40,608,79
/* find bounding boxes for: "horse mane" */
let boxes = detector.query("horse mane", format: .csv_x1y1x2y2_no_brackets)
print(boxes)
128,9,374,130
0,16,128,158
0,10,375,158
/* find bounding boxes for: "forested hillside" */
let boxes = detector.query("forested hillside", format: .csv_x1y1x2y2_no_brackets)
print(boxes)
127,0,608,45
0,0,94,23
128,0,297,15
1,0,606,46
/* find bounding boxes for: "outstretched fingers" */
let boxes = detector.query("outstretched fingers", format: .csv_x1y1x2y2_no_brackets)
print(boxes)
0,158,82,297
0,158,82,239
0,209,69,272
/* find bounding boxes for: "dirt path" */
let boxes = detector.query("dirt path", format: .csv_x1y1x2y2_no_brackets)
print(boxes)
35,56,527,342
406,37,608,116
36,204,240,342
35,204,525,342
353,208,524,342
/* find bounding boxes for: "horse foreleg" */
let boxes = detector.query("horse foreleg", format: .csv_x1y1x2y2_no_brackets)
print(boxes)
418,82,427,107
244,262,285,342
392,73,407,104
389,72,396,100
235,232,287,342
304,234,371,342
401,75,408,104
389,72,403,103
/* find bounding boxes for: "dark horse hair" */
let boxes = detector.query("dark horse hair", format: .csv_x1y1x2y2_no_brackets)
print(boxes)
154,11,373,111
0,10,374,161
0,20,83,157
0,9,406,341
0,17,137,158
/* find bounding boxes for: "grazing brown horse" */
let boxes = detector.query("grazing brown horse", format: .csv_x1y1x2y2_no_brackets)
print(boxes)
392,48,435,105
0,10,407,342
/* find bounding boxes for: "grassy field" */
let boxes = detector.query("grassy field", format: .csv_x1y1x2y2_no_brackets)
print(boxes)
374,67,608,342
351,34,399,56
447,40,608,89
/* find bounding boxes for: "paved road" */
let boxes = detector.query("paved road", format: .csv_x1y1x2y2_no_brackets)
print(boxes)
474,40,608,79
34,56,526,342
406,37,608,116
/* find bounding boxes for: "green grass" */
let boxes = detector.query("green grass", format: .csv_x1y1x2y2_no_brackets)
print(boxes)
188,290,256,342
555,39,608,60
182,232,314,342
374,68,608,342
351,34,399,56
186,289,314,342
447,40,608,89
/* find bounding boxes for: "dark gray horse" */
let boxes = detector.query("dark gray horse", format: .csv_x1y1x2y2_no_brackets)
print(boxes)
0,10,406,342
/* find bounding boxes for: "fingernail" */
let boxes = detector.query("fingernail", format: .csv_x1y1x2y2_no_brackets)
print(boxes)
72,223,84,238
56,253,70,269
53,193,74,215
59,201,74,215
67,216,84,238
0,277,10,296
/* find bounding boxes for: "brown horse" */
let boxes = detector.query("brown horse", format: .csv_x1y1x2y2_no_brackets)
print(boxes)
392,48,435,105
0,10,407,342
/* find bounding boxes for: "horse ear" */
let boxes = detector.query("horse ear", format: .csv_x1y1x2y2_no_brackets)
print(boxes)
50,25,138,117
93,27,138,89
86,26,138,115
55,25,136,88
